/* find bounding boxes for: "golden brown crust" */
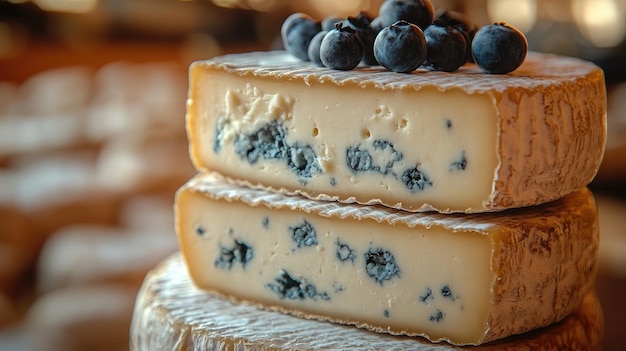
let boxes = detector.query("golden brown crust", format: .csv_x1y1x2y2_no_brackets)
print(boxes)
487,188,599,342
492,68,607,210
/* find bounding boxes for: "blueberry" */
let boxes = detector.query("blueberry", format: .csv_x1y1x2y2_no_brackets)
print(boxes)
471,22,527,74
320,23,364,71
343,12,378,65
281,13,321,61
308,30,328,66
321,16,345,31
370,17,385,33
435,9,476,36
377,0,434,30
435,9,477,63
374,20,426,73
424,20,467,72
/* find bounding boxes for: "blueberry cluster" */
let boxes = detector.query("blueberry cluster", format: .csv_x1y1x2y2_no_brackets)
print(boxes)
281,0,527,74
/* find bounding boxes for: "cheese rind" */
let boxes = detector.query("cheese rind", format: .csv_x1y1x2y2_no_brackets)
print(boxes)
186,51,606,213
174,173,599,345
130,254,604,351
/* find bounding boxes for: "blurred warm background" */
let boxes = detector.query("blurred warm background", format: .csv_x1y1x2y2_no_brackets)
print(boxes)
0,0,624,350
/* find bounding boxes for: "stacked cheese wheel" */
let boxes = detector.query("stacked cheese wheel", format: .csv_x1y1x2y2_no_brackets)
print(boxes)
130,50,607,348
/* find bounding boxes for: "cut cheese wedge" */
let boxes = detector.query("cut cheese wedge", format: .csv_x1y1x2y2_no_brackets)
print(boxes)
131,254,604,350
174,173,599,345
186,50,606,213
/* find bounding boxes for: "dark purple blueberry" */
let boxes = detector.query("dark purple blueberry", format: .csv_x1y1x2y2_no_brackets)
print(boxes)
434,9,477,38
320,23,364,71
307,30,328,66
377,0,434,30
374,20,426,73
424,20,467,72
322,16,344,32
343,12,378,66
370,17,385,33
281,13,322,61
435,9,477,63
471,22,527,74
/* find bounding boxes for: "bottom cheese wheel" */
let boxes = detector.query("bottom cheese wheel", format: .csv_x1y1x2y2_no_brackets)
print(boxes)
173,173,599,345
130,254,604,351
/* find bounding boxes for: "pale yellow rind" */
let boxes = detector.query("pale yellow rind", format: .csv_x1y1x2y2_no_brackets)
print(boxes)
186,51,606,213
130,253,604,351
173,173,599,345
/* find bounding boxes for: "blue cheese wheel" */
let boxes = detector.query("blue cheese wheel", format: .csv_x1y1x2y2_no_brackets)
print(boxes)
186,50,606,213
130,254,603,350
171,173,599,345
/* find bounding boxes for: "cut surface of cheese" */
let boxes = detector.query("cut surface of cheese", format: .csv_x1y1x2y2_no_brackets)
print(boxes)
130,254,604,351
186,50,606,213
174,173,599,345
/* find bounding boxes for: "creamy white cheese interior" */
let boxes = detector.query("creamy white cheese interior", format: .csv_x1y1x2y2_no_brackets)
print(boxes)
186,51,607,213
175,174,598,345
190,71,498,212
131,255,605,351
178,185,492,343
